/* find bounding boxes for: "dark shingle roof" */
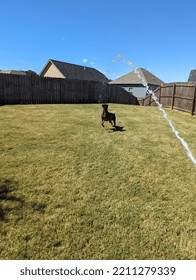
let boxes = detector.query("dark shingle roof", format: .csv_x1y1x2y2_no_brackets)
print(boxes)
40,59,109,82
188,70,196,82
109,68,164,85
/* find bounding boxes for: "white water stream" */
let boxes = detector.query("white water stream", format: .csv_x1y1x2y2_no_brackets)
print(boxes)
112,54,196,167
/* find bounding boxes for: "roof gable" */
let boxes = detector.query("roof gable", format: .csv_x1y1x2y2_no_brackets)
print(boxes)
40,59,109,82
109,68,164,85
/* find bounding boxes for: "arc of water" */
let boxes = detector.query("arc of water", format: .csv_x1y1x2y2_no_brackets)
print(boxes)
113,54,196,167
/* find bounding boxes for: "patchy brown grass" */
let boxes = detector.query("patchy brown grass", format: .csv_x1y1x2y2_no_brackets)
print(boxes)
0,104,195,259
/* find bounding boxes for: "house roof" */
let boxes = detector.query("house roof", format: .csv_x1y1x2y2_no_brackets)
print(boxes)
109,68,164,85
0,70,26,75
40,59,109,82
188,70,196,82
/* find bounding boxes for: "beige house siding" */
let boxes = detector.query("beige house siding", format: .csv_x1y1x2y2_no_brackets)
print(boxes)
41,63,65,78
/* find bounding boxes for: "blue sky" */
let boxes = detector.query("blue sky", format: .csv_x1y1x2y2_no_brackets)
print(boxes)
1,0,196,82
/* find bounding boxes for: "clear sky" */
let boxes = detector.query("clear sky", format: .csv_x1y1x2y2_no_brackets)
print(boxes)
1,0,196,82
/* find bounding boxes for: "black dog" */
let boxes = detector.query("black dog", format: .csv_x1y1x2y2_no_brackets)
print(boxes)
101,104,116,127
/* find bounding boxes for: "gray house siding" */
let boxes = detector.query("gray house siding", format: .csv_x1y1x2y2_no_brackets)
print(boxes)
119,84,159,98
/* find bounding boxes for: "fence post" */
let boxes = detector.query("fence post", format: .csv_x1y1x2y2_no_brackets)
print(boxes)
159,85,162,103
149,94,152,106
171,83,176,109
191,85,196,116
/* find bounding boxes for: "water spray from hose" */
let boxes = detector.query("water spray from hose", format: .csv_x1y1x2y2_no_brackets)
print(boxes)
113,54,196,167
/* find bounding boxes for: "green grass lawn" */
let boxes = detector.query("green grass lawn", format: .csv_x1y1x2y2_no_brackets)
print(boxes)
0,104,195,260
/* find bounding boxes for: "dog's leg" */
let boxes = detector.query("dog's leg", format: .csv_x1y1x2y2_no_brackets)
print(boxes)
113,114,116,127
102,120,105,127
109,120,113,127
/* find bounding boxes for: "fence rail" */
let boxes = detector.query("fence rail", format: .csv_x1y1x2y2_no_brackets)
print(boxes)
138,83,196,115
0,74,139,106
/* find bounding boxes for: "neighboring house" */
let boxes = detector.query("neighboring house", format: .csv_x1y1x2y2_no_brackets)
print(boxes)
0,70,26,75
40,59,109,82
188,70,196,82
109,68,164,98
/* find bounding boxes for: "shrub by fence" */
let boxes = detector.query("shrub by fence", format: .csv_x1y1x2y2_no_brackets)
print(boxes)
0,74,138,105
138,83,196,115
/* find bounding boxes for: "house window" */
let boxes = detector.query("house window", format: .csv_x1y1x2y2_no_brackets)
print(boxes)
128,87,133,94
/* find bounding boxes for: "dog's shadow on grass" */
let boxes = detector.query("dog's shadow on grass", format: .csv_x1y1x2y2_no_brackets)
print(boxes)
107,126,126,133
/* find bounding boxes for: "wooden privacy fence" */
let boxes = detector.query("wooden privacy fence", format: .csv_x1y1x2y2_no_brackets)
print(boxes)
138,83,196,115
0,74,138,105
